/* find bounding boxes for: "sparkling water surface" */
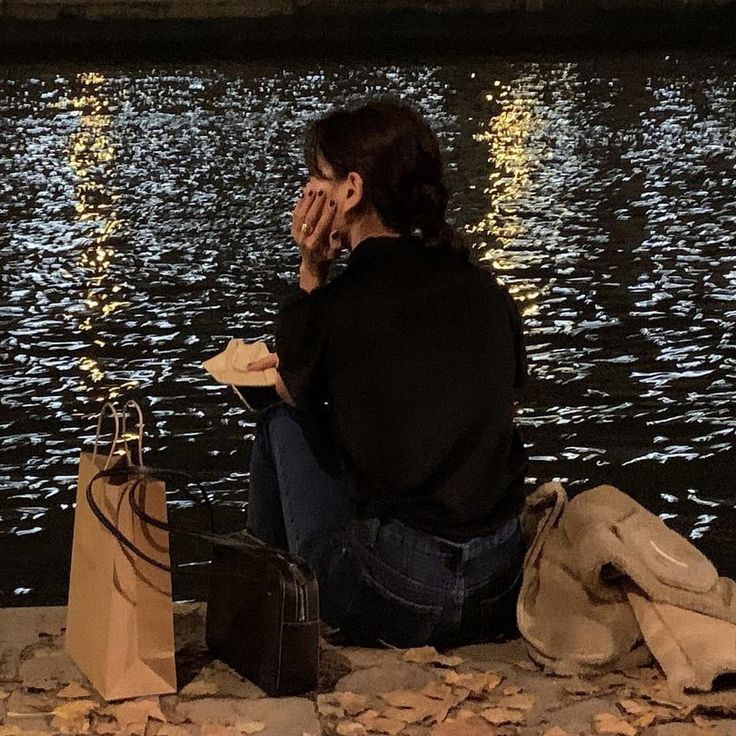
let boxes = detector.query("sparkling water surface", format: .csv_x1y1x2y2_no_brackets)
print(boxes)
1,53,735,605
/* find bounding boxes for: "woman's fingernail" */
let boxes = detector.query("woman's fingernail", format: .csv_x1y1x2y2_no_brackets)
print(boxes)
317,190,324,197
330,232,339,240
308,190,314,197
329,199,336,208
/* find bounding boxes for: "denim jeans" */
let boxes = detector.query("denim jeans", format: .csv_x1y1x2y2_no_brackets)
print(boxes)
247,403,525,647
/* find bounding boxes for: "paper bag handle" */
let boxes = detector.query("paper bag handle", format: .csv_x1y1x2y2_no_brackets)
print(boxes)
92,402,121,470
121,399,145,466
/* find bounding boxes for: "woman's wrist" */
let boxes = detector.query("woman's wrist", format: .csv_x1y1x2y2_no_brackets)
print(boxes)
299,260,328,293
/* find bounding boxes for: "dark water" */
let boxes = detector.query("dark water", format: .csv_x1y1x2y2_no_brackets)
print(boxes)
1,53,735,606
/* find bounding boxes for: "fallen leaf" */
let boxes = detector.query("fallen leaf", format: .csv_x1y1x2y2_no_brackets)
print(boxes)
336,722,368,736
479,706,524,725
57,682,92,699
355,709,381,721
356,713,406,735
52,700,97,720
421,681,454,700
452,708,476,720
317,701,345,718
180,679,219,698
617,699,648,716
90,713,120,735
441,670,502,695
336,691,370,716
543,728,571,736
592,712,637,736
403,646,441,664
515,658,539,672
51,702,95,736
692,715,718,728
503,692,535,711
634,712,655,728
0,690,10,700
381,690,437,710
236,722,265,735
380,690,450,723
430,716,495,735
108,698,167,728
403,646,463,668
402,727,431,736
382,707,414,724
563,678,599,696
502,685,521,696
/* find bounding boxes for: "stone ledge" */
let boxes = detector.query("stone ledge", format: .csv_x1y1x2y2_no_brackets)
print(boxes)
1,604,736,736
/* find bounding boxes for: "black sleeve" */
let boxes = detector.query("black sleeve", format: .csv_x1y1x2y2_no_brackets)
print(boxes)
504,287,528,391
274,292,327,408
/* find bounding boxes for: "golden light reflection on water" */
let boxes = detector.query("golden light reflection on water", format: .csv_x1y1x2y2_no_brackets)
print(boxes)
467,82,541,318
66,72,135,400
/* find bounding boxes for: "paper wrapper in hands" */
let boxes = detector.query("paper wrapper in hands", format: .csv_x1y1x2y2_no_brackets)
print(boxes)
202,339,277,387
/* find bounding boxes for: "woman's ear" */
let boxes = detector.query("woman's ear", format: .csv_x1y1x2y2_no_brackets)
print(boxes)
342,171,364,215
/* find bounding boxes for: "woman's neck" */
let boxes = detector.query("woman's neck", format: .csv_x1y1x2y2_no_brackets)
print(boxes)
347,213,401,250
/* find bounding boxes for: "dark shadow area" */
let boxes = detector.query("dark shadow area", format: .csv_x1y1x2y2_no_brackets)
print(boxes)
2,8,736,63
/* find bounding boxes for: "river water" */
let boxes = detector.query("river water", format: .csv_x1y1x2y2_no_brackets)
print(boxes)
1,52,735,606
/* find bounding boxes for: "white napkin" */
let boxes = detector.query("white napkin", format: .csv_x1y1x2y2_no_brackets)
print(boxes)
202,339,277,386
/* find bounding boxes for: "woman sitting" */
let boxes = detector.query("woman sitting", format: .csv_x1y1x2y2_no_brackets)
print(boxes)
246,99,528,647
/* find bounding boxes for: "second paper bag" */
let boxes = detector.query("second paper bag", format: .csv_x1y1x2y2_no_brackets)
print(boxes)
65,404,176,700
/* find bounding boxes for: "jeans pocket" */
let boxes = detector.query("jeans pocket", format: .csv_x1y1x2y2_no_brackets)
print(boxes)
341,569,442,648
479,565,523,639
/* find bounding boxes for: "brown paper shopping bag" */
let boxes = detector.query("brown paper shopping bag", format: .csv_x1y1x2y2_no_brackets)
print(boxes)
65,401,177,701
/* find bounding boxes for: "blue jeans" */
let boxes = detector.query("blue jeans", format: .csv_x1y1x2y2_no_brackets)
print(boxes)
246,403,525,647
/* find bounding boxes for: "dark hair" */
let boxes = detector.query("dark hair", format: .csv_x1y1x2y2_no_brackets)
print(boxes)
304,100,467,257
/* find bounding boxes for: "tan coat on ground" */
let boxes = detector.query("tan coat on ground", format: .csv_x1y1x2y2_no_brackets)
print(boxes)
518,483,736,692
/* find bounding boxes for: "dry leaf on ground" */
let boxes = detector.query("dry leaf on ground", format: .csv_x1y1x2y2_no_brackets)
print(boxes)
317,701,345,718
542,727,571,736
336,691,370,716
503,692,535,711
180,680,219,698
57,682,92,699
479,706,524,725
107,698,167,728
51,708,95,735
89,713,120,736
52,699,97,721
421,681,454,700
430,716,495,736
380,690,452,724
403,646,463,668
563,678,599,696
441,670,502,695
634,712,655,728
501,686,521,696
356,712,406,735
592,712,637,736
617,699,649,716
0,689,11,700
336,722,368,736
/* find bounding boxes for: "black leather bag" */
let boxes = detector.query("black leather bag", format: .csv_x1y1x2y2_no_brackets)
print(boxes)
115,465,320,697
205,532,320,696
